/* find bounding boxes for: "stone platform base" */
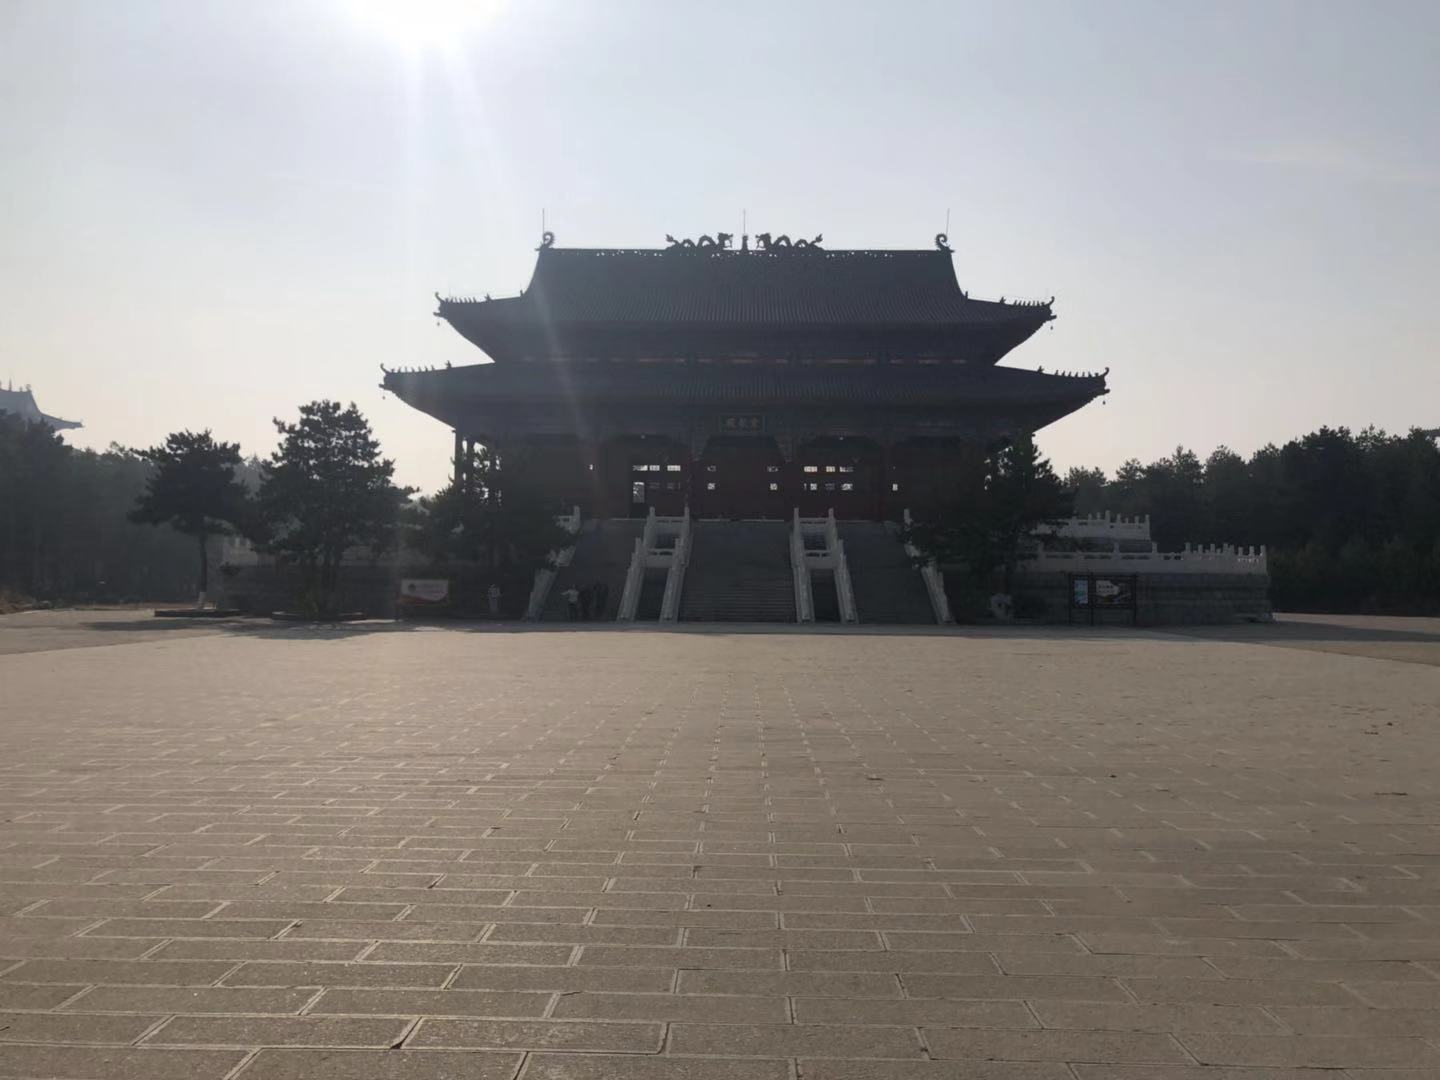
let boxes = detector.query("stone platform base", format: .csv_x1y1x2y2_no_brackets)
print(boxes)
1014,570,1272,626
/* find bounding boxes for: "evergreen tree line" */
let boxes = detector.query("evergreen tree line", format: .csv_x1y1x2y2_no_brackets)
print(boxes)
1064,427,1440,613
1,401,567,615
0,415,242,606
4,408,1437,615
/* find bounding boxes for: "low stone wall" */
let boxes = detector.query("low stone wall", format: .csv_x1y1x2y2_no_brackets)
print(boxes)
213,564,533,619
1013,571,1272,626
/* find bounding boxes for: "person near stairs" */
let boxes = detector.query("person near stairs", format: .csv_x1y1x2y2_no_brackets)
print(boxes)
562,585,580,621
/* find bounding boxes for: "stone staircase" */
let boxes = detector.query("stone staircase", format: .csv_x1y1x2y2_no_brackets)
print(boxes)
634,569,667,621
811,569,841,623
680,521,795,622
543,519,645,621
840,522,936,624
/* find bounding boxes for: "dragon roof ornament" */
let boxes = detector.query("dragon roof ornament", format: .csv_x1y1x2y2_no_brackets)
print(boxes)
664,232,733,251
754,232,823,252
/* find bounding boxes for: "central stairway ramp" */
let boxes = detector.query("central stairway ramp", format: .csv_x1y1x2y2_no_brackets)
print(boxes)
542,519,645,620
840,521,937,624
680,521,795,622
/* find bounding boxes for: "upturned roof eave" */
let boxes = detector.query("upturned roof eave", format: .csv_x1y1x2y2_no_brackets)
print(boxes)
382,363,1107,408
433,244,1054,332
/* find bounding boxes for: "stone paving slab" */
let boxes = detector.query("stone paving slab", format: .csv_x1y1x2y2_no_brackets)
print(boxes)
0,612,1438,1078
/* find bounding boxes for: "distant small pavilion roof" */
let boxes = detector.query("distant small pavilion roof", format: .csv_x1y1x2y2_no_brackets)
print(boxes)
0,387,81,431
436,240,1055,363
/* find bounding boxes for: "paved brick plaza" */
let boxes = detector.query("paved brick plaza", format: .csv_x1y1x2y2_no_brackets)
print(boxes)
2,612,1439,1079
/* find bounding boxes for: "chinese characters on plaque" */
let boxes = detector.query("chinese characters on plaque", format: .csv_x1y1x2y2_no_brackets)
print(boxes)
719,415,764,432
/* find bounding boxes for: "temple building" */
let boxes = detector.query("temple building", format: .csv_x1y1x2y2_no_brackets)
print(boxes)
217,230,1266,626
383,232,1107,521
0,384,81,432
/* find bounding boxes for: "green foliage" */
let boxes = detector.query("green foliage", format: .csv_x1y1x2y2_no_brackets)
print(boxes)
258,401,412,613
1064,466,1108,516
1070,426,1440,614
130,430,250,598
906,435,1073,592
0,415,197,602
408,445,568,573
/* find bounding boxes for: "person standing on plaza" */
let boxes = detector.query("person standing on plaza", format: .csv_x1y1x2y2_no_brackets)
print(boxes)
562,585,580,621
487,582,501,616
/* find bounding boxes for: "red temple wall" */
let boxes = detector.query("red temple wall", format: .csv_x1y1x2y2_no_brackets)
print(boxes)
486,433,988,522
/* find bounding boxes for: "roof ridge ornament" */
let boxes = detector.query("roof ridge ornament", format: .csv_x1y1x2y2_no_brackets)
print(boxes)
537,231,555,250
935,233,952,252
665,233,733,252
755,232,824,252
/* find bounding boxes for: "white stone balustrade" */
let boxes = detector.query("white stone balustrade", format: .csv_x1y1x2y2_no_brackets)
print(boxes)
618,508,691,621
1020,540,1268,575
524,505,583,620
789,510,814,623
902,508,955,624
1036,511,1152,542
792,509,857,623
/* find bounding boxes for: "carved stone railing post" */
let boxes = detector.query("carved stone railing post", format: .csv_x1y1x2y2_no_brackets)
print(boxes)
524,505,582,620
790,508,814,623
659,509,691,622
828,509,858,623
903,508,954,625
616,537,646,622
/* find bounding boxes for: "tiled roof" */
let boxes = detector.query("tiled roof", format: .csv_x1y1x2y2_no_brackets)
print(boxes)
386,361,1106,408
0,387,81,430
443,247,1051,328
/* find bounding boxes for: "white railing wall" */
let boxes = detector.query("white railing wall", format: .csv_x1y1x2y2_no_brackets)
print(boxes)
826,510,859,624
658,510,691,622
1021,541,1268,576
1037,512,1152,542
616,537,646,621
523,505,583,620
618,508,692,622
902,508,954,625
790,509,815,623
792,509,857,623
615,508,657,622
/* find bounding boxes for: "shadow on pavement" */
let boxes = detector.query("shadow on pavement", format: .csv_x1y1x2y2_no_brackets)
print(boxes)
1158,613,1440,667
1165,614,1440,645
6,610,1439,667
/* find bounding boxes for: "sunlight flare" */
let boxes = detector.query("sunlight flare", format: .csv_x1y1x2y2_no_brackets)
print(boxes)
346,0,505,51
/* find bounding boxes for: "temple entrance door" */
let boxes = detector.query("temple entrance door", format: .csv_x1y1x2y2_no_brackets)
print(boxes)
695,436,787,519
609,436,689,518
796,437,883,520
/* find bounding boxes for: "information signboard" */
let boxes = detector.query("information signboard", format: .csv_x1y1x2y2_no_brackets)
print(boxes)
398,579,450,612
1068,573,1138,625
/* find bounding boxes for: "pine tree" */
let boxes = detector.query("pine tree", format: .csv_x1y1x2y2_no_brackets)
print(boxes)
904,435,1073,597
130,430,250,604
258,401,411,615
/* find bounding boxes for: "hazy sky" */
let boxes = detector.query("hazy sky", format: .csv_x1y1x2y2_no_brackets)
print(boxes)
4,0,1437,493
